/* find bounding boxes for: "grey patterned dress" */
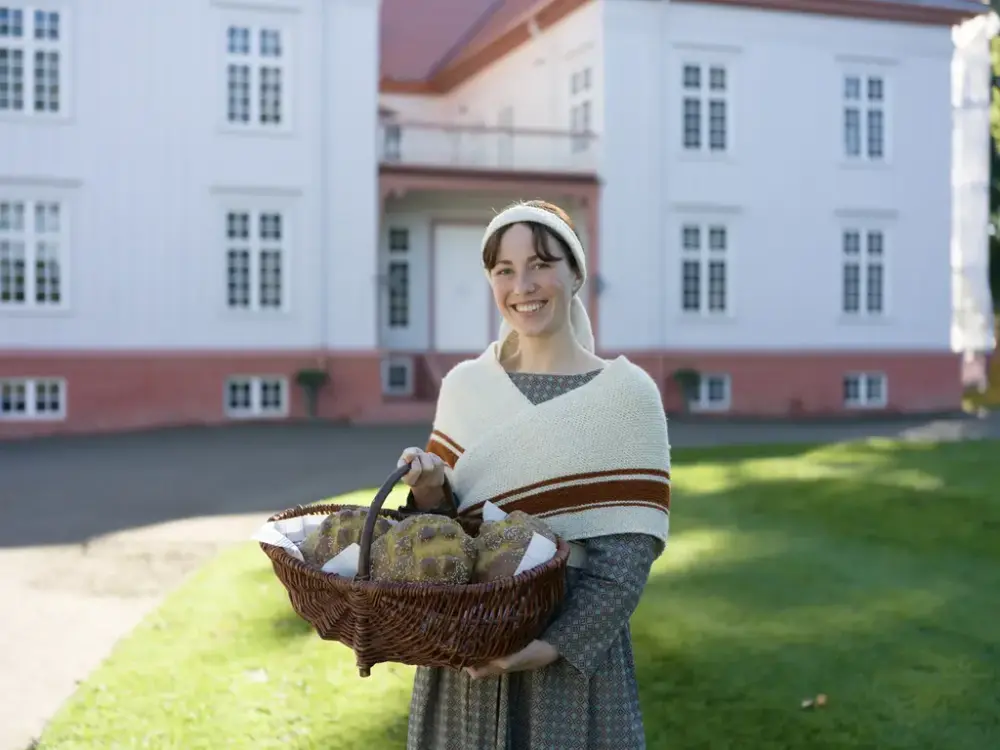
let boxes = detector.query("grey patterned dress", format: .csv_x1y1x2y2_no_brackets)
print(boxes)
406,371,664,750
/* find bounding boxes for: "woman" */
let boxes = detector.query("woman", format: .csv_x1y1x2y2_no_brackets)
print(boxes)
396,199,671,750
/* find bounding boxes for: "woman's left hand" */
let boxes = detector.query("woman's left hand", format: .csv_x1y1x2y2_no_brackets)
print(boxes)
464,640,559,679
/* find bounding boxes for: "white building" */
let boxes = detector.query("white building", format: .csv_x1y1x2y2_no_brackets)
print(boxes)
0,0,990,438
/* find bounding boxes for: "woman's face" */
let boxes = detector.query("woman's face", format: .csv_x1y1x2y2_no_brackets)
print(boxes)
487,223,579,341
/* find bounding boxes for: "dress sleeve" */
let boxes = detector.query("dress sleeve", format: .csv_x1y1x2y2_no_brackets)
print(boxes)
540,533,661,678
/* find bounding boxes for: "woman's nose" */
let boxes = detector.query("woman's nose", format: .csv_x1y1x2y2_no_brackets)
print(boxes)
514,277,538,295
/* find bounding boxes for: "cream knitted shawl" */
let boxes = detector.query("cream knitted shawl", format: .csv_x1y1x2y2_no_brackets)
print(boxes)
426,344,671,547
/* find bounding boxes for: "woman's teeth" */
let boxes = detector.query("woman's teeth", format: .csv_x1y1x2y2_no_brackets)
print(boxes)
513,301,546,313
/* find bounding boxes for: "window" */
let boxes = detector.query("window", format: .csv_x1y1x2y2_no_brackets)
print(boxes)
843,72,885,161
224,23,287,129
569,67,592,153
841,228,884,316
387,227,409,328
680,223,728,315
225,209,286,311
0,377,65,420
843,372,887,408
682,63,728,153
0,198,65,309
0,6,66,117
381,356,414,396
692,373,731,412
225,375,288,418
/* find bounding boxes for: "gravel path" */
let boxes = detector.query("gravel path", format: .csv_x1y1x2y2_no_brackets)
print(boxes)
1,415,996,750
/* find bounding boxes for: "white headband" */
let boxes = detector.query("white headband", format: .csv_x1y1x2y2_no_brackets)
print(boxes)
480,205,587,286
480,204,595,353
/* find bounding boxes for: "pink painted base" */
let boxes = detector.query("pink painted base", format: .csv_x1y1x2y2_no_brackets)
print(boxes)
0,349,962,439
0,351,384,440
621,350,962,417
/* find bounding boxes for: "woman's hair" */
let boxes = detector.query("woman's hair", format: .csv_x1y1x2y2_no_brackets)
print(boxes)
482,199,582,280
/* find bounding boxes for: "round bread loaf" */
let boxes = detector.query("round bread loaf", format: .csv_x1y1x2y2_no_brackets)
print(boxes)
472,510,556,582
370,514,476,584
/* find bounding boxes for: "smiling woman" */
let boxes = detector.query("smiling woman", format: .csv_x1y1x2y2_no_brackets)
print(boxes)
394,200,672,750
481,199,596,367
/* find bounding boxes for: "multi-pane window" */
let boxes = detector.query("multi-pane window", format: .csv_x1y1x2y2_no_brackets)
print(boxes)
225,209,285,311
682,63,728,152
225,24,287,128
225,376,287,418
0,199,64,309
692,373,731,411
681,223,728,314
569,67,591,153
387,227,409,328
843,73,885,161
841,228,884,316
843,372,887,408
0,377,65,419
0,6,65,116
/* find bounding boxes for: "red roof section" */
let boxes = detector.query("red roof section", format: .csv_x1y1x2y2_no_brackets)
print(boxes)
379,0,502,82
379,0,986,87
442,0,541,70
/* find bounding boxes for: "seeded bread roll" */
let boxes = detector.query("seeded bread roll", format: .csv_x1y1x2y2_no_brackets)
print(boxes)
302,508,393,567
473,510,557,583
370,514,476,584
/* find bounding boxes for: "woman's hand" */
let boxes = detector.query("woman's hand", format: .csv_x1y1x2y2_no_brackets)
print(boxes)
397,447,446,489
464,640,559,679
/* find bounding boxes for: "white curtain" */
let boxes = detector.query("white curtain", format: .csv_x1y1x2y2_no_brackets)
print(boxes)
951,11,999,354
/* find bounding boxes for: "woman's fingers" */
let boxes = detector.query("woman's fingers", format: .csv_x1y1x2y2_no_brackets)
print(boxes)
419,452,435,475
398,447,423,485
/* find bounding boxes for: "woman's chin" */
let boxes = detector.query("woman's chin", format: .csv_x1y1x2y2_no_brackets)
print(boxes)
506,319,556,340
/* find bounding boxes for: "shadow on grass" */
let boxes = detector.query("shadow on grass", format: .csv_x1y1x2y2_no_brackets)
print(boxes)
631,446,1000,749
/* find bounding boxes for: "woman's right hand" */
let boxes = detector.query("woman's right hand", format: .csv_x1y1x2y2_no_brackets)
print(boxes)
397,447,446,489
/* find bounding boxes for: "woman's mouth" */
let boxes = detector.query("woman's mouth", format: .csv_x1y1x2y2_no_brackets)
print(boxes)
511,300,548,314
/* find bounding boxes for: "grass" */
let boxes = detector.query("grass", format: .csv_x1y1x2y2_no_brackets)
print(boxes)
37,438,1000,750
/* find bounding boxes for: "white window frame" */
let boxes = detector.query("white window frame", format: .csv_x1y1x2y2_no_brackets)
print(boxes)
381,356,414,397
0,193,70,312
224,375,289,418
219,199,292,314
0,376,66,420
841,66,889,164
0,5,72,121
843,372,887,409
569,66,592,153
386,226,410,330
218,12,293,134
680,60,731,155
679,220,731,317
691,373,731,412
839,224,888,319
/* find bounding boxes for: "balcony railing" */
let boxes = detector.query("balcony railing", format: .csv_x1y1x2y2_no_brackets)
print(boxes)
378,121,597,174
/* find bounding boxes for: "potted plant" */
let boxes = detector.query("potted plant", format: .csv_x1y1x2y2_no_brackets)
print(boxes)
295,368,330,419
670,367,701,414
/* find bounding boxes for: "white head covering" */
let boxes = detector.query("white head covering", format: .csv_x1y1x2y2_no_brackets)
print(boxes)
480,203,595,354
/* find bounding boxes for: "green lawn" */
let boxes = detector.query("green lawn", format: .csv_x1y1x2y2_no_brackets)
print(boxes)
37,438,1000,750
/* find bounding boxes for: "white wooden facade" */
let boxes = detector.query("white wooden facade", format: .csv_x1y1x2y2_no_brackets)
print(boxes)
0,0,990,434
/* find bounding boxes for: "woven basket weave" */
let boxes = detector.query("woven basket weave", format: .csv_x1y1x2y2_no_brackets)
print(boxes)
260,464,570,677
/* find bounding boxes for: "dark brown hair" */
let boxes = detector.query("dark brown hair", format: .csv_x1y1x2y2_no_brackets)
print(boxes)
482,199,582,280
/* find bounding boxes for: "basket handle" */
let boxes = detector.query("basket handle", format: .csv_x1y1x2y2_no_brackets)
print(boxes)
356,462,411,581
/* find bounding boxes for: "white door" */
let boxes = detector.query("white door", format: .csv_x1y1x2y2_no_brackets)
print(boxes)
433,224,493,352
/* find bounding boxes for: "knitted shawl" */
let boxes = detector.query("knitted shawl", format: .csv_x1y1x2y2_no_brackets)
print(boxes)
426,344,671,546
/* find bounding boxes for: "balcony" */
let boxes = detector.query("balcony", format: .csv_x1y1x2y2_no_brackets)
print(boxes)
378,121,597,175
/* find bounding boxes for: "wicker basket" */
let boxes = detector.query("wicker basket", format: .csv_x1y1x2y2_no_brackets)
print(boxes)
259,464,571,677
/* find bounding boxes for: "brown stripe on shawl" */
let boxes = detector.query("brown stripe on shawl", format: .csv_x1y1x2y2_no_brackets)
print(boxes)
459,475,671,518
427,430,464,468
